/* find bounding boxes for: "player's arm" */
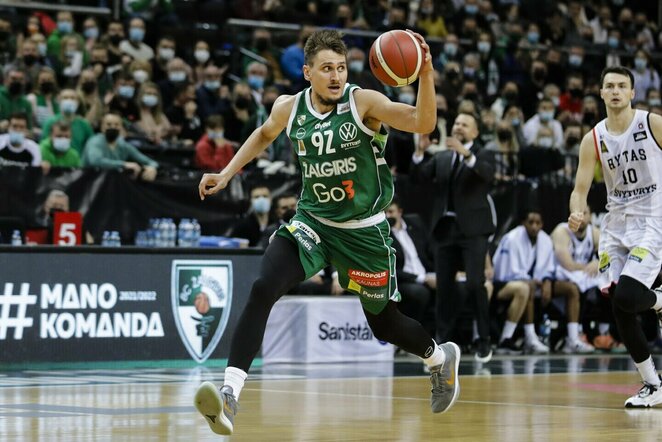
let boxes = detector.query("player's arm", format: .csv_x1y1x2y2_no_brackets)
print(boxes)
568,132,597,231
198,95,294,199
648,112,662,146
357,32,436,134
551,225,586,271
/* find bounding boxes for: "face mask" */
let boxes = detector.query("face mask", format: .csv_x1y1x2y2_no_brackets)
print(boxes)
235,97,251,110
465,4,478,14
23,54,37,66
57,21,73,34
40,81,55,94
477,41,491,54
532,68,546,81
566,135,580,146
568,54,583,67
464,92,478,101
527,31,540,44
252,196,271,214
129,27,145,42
84,27,99,39
551,96,560,107
60,98,78,115
608,37,619,48
649,98,661,107
204,80,220,90
142,94,158,107
159,47,174,61
445,69,459,80
538,137,554,148
497,130,512,142
281,208,296,222
8,131,24,146
634,58,647,71
109,34,123,45
583,111,596,123
132,69,149,83
569,87,583,99
169,71,186,82
511,117,521,126
104,128,120,143
208,130,224,139
8,81,23,96
38,43,47,56
398,93,415,105
81,81,96,94
194,49,210,64
65,49,77,58
504,91,517,102
539,110,554,122
386,217,397,227
118,85,135,98
248,75,265,90
444,43,458,57
52,137,70,152
349,60,364,73
463,67,476,78
255,38,269,52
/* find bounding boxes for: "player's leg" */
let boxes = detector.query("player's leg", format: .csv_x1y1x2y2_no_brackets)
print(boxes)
554,280,594,353
495,281,530,354
521,281,549,354
195,236,306,435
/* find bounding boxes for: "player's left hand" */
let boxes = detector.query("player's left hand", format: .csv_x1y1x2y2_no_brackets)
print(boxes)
406,29,433,74
568,212,584,232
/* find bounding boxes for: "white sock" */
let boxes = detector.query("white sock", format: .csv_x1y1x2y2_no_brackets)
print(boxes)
652,289,662,311
567,322,580,343
635,356,661,386
472,320,479,342
423,341,446,368
524,323,538,343
598,322,610,335
223,366,247,400
500,321,517,342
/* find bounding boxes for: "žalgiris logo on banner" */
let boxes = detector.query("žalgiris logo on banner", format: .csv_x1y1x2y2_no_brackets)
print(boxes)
171,260,232,363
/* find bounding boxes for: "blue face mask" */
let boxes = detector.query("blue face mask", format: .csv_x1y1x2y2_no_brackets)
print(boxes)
568,54,583,67
649,98,661,107
527,32,540,44
248,75,265,90
465,4,478,14
58,21,73,34
60,98,78,115
168,71,186,83
477,41,491,54
204,80,220,90
52,137,71,152
118,85,135,98
208,130,224,139
634,58,647,71
141,94,158,107
539,110,554,122
349,60,364,73
398,93,415,105
9,130,25,146
84,27,99,39
129,27,145,42
444,43,458,57
511,117,521,126
252,196,271,214
607,37,619,48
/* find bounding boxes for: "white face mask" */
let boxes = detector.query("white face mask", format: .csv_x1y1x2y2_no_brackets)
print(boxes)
52,137,71,152
132,69,149,83
159,47,174,61
194,49,210,63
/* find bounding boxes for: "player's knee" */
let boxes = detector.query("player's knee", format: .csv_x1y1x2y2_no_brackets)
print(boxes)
613,276,646,313
249,277,281,305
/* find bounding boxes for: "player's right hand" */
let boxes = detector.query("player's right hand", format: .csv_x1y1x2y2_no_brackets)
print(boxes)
198,172,230,200
568,211,584,232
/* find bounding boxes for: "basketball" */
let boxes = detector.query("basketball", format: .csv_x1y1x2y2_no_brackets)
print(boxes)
369,30,423,87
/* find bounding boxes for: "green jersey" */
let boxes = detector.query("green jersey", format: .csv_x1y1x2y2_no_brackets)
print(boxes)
286,84,393,223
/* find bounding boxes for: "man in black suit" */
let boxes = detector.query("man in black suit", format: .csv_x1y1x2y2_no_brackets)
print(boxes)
386,197,436,333
410,112,495,363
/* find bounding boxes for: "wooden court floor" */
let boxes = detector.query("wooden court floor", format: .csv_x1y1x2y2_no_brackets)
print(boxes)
1,356,661,441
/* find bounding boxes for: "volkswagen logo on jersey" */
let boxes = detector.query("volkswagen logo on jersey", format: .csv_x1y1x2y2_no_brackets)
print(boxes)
339,122,358,142
171,260,233,363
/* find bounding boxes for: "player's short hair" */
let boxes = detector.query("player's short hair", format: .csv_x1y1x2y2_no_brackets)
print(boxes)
600,66,635,89
304,29,347,66
9,111,29,125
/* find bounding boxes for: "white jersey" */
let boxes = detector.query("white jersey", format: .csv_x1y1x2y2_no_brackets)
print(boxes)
593,109,662,216
555,223,599,292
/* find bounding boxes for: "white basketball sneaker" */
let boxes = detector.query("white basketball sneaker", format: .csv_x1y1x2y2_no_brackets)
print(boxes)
523,337,550,355
624,375,662,408
194,382,238,435
562,339,595,354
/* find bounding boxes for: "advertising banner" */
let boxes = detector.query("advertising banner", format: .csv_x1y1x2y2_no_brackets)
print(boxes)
0,250,261,363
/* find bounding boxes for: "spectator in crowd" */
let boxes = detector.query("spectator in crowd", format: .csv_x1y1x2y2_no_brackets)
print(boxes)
5,38,43,89
589,5,612,44
551,206,598,354
346,46,384,94
245,61,268,103
119,17,154,61
632,50,660,105
486,120,519,181
519,60,548,118
226,185,273,247
387,197,436,331
493,210,554,355
490,82,519,120
0,112,41,167
438,61,463,112
166,82,203,144
196,65,228,120
195,115,235,171
152,36,176,83
502,104,527,148
259,192,298,248
26,67,59,134
543,83,562,109
0,17,17,62
100,19,125,66
191,40,213,85
89,43,114,95
82,112,158,180
41,89,93,154
39,120,81,169
130,59,153,86
581,96,600,127
57,34,85,87
243,28,284,85
47,11,84,63
107,73,140,124
0,68,33,131
124,0,176,23
562,121,582,159
76,68,104,130
559,73,584,121
136,82,172,145
158,57,192,106
411,112,495,363
437,33,462,70
415,0,448,38
30,32,50,68
82,16,100,53
633,12,655,52
223,82,255,143
604,28,623,68
523,98,564,149
280,25,315,87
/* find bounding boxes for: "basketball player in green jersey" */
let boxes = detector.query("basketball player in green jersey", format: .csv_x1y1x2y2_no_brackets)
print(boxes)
195,29,461,436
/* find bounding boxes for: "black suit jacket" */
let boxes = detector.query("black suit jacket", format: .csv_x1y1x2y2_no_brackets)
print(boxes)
410,142,495,237
391,214,434,284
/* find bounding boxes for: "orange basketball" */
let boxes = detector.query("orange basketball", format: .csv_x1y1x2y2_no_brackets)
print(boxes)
369,30,423,87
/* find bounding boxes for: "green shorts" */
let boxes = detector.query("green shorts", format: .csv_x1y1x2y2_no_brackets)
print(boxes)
275,210,400,314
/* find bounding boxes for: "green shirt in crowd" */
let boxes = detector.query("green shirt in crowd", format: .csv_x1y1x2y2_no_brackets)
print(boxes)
0,86,33,128
82,133,159,169
41,114,94,154
39,138,81,168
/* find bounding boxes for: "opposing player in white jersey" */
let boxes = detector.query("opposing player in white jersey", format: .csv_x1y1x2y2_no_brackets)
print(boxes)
569,66,662,408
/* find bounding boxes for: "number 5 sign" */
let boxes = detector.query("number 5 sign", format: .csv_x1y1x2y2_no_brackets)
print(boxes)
53,212,83,246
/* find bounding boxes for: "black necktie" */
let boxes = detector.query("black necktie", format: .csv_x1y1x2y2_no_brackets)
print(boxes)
447,153,461,213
